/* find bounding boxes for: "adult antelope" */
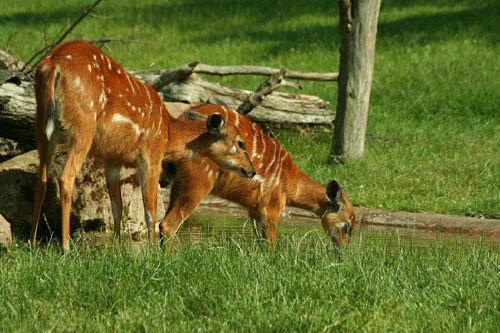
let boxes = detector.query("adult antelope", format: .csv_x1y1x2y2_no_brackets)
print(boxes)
160,104,356,247
31,41,255,250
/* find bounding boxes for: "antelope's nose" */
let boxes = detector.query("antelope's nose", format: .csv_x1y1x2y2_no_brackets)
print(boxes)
244,167,256,179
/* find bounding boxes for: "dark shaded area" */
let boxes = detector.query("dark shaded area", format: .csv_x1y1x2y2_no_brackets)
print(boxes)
1,0,498,60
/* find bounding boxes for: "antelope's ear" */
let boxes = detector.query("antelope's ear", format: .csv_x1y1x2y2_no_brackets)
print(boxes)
206,113,225,135
184,110,208,121
326,179,342,205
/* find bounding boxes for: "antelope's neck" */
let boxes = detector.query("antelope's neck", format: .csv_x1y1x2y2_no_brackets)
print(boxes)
288,171,329,215
163,114,211,161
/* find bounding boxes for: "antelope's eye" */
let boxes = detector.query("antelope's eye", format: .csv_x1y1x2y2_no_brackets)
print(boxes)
238,141,245,150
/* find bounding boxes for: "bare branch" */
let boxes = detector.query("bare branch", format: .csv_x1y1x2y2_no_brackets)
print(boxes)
22,0,104,71
87,38,156,46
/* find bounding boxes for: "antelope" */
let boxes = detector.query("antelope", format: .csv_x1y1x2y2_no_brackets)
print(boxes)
31,41,255,250
160,104,356,247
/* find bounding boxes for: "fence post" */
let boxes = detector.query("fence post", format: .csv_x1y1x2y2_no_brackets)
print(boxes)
330,0,381,161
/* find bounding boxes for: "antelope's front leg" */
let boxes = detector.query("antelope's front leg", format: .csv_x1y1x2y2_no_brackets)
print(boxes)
104,163,123,240
159,177,213,249
139,159,162,245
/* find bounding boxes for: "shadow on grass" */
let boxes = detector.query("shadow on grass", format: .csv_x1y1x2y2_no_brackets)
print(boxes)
1,0,498,56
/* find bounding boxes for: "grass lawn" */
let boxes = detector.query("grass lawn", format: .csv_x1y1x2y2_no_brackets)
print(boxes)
0,0,498,218
0,236,499,331
0,1,498,330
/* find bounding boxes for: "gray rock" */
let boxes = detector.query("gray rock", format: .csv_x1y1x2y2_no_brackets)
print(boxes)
0,214,12,248
0,149,164,239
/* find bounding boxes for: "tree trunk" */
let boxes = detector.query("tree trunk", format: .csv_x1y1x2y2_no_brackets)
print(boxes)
331,0,381,161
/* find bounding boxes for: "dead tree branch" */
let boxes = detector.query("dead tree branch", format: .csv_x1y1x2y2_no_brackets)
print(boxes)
22,0,104,71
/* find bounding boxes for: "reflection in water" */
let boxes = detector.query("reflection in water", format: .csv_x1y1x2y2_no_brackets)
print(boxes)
78,212,497,250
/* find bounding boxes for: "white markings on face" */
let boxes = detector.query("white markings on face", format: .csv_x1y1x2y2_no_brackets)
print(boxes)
88,64,92,72
226,160,236,167
335,222,346,229
229,145,237,154
74,77,81,88
66,55,72,60
112,113,144,137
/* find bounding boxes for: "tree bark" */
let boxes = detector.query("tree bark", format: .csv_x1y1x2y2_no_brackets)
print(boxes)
331,0,381,161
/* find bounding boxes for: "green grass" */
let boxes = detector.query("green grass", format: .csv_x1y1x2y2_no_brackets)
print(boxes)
1,0,498,218
1,236,498,331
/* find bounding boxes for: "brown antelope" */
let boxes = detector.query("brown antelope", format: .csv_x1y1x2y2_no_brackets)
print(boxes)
31,41,255,250
160,104,356,247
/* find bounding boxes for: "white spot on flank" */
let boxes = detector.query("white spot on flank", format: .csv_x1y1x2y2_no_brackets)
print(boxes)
117,69,122,74
132,106,136,111
125,73,136,95
74,77,81,88
66,55,72,60
118,94,123,98
94,111,97,121
93,54,97,60
204,165,210,172
88,64,92,72
127,102,131,107
106,56,112,70
208,170,213,178
215,171,219,178
100,54,104,60
112,114,144,137
90,100,94,109
107,87,112,93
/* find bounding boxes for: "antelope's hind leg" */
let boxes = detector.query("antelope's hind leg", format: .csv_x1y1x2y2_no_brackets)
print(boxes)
105,163,123,240
31,129,60,247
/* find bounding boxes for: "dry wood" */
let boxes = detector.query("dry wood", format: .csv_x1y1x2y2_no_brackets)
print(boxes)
146,62,338,91
159,74,333,127
331,0,381,161
237,67,302,115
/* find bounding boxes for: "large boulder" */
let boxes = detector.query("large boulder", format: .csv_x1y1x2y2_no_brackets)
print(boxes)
0,214,12,248
0,150,164,239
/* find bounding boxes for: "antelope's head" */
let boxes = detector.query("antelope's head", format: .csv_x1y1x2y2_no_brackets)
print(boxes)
319,179,356,247
184,111,255,179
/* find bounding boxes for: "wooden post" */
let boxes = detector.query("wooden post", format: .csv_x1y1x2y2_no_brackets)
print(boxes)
331,0,381,161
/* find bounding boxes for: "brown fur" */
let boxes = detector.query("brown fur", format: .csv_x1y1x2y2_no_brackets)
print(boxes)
160,104,356,247
31,41,254,250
